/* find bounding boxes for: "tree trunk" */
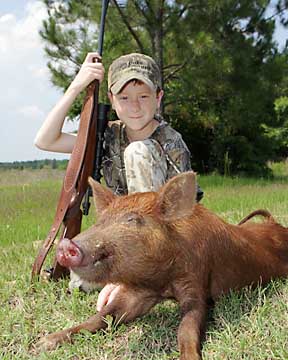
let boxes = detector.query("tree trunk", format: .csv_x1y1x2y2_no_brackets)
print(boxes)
151,0,165,113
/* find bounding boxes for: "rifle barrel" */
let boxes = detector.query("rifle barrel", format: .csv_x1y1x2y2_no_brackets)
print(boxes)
98,0,110,56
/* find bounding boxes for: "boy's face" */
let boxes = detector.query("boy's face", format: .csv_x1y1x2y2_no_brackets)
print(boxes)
108,81,163,133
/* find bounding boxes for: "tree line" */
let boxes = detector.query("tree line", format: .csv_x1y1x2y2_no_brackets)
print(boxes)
0,159,68,170
40,0,288,176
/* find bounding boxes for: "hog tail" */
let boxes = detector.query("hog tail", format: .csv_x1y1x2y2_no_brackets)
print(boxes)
238,209,275,225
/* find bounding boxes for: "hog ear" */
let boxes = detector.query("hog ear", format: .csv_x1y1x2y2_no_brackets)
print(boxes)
156,172,197,220
88,177,116,214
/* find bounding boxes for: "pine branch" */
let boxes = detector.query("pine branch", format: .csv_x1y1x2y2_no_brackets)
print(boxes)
164,3,195,35
134,1,151,22
111,0,145,52
164,61,188,83
238,6,287,35
264,6,287,23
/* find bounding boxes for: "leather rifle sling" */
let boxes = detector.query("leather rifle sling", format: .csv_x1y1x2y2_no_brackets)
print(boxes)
31,80,99,280
51,84,100,279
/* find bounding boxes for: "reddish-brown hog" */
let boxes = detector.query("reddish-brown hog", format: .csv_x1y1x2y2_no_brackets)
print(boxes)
36,172,288,359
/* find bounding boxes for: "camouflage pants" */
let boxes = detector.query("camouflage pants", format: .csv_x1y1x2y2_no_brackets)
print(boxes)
69,139,168,292
124,139,167,193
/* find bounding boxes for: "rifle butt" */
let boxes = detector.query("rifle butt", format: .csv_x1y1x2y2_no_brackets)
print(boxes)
51,207,83,280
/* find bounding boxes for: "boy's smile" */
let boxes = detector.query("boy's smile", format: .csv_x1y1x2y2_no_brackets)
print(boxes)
109,81,164,142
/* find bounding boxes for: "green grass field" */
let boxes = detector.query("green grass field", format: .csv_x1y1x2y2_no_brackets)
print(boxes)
0,165,287,359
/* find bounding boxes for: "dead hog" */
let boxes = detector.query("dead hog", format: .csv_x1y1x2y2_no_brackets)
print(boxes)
36,172,288,359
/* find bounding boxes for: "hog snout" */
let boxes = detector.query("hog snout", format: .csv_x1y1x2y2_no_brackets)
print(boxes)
56,238,84,268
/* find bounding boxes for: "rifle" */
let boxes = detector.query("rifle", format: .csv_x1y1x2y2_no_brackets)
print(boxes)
32,0,111,281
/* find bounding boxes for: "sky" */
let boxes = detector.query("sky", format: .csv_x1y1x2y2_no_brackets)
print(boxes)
0,0,76,162
0,1,287,162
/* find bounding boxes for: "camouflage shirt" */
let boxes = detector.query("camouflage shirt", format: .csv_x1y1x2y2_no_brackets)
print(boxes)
102,119,192,195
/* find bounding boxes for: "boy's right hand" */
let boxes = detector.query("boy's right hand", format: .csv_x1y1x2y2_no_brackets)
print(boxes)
71,52,105,92
96,283,121,312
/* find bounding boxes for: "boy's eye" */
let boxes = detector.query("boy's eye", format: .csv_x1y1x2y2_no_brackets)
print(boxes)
119,96,128,101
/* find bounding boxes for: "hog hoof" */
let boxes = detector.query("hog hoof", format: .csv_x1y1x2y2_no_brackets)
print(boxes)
35,333,64,352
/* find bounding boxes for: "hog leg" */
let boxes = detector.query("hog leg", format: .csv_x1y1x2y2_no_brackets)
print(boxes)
35,285,159,352
177,300,207,360
34,311,108,352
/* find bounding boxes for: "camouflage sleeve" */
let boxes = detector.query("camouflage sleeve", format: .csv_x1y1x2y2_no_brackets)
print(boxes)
102,126,114,189
164,134,192,180
161,128,204,201
102,122,128,195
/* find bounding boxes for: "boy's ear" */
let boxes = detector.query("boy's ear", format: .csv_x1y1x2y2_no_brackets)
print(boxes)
156,89,164,109
155,172,197,220
88,177,116,214
107,91,115,109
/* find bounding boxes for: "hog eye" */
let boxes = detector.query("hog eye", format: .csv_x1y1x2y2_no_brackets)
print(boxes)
126,214,143,225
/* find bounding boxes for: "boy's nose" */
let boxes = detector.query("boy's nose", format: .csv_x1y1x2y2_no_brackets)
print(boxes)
130,99,141,112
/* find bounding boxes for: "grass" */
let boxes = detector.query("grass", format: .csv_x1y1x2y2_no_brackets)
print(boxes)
0,165,287,359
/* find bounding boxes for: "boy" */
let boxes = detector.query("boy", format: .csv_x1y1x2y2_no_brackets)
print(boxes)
35,52,202,311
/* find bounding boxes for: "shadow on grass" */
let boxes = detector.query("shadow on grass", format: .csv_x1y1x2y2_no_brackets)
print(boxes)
54,278,287,360
87,279,288,360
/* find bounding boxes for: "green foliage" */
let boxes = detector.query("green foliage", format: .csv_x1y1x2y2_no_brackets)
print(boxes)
0,159,68,170
40,0,288,175
264,96,288,157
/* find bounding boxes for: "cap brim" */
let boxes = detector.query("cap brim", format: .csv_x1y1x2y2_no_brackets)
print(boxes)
110,72,156,94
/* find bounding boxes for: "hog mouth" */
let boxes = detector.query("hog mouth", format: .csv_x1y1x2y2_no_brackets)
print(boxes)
71,248,114,283
72,249,113,270
91,248,113,268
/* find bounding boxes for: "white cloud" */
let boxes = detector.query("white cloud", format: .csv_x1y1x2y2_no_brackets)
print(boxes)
0,13,15,23
0,2,46,54
28,65,50,80
18,105,45,119
0,1,69,162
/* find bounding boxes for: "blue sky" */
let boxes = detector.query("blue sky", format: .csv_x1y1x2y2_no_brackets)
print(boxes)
0,0,287,162
0,0,76,162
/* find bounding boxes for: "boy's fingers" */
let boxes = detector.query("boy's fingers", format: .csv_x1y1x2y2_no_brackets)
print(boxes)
106,285,122,307
96,283,118,312
78,63,104,83
83,63,104,71
85,52,102,63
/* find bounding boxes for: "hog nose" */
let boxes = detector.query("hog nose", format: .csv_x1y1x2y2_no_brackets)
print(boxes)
56,238,84,268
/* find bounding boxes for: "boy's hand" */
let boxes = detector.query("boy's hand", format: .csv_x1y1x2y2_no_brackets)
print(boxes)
71,52,105,92
96,283,121,312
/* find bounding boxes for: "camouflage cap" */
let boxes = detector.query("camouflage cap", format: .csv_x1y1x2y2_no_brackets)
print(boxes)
108,53,161,94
